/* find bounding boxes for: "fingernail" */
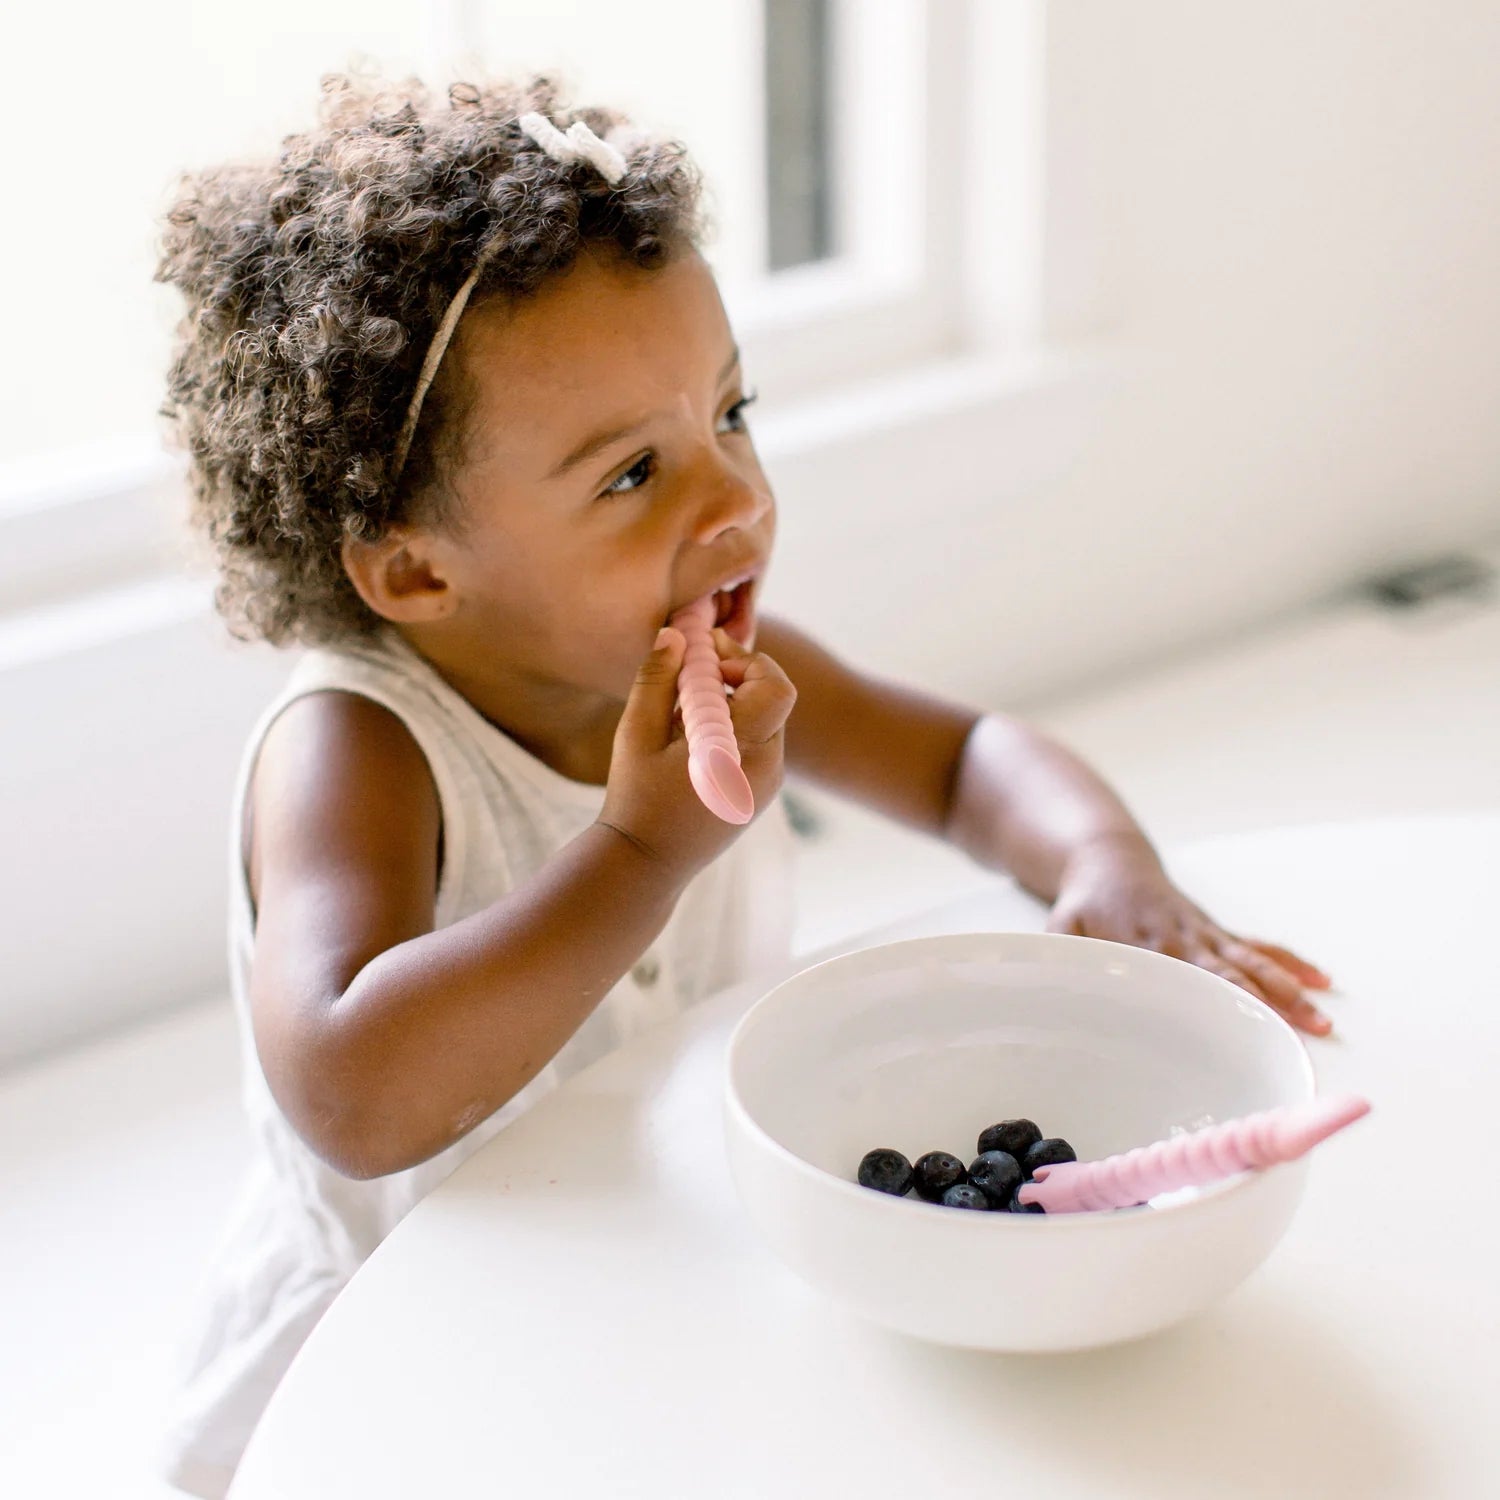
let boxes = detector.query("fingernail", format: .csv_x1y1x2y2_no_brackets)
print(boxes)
655,628,675,651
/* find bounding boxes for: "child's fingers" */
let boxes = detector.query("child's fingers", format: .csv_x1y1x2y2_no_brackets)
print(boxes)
711,626,772,698
1198,939,1333,1036
711,626,753,663
1246,939,1333,989
725,646,797,746
1218,937,1334,1032
616,628,686,754
1207,963,1331,1037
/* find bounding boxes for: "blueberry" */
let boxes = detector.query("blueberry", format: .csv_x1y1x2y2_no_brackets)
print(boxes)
941,1182,994,1211
1023,1138,1078,1176
857,1148,913,1196
1009,1191,1045,1214
912,1150,967,1201
967,1150,1023,1208
977,1118,1042,1160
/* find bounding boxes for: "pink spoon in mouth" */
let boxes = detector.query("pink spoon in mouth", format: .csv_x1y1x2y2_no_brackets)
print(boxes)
667,595,755,826
1016,1093,1372,1214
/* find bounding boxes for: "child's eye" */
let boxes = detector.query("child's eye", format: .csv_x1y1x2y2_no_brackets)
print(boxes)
718,389,759,435
602,453,656,497
599,393,757,499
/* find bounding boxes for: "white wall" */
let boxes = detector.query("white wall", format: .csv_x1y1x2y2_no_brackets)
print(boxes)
4,1,1499,1069
850,0,1500,704
0,582,290,1065
767,1,1500,705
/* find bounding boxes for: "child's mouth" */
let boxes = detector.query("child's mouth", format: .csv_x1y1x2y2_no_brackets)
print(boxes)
714,578,757,646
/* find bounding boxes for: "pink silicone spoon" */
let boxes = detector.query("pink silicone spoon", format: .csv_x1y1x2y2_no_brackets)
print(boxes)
1016,1092,1371,1214
667,596,755,826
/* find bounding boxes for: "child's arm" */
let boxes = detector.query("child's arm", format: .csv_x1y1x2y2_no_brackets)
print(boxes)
247,629,795,1180
753,616,1334,1035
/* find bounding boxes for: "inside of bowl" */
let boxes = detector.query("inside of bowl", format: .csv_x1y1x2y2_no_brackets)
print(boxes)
732,937,1310,1184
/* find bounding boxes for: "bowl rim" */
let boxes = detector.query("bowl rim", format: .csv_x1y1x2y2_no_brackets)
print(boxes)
723,930,1317,1232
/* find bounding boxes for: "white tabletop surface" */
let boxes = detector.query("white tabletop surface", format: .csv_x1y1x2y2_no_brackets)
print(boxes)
231,815,1500,1500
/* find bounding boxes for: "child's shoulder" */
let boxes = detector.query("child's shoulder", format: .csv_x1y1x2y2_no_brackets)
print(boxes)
239,683,445,1165
247,687,440,915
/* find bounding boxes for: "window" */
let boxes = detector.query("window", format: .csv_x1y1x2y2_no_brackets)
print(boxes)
1,1,1040,601
726,0,976,402
765,0,834,271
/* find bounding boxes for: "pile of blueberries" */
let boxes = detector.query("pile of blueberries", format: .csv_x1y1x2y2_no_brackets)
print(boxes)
856,1118,1076,1213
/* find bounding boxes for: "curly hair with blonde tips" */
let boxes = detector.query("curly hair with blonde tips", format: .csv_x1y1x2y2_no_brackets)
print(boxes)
155,71,708,646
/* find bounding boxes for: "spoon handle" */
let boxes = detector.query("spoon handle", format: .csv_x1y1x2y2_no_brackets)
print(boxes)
1017,1093,1371,1214
668,596,755,825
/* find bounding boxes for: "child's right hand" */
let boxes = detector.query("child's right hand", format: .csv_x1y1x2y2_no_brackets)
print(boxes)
598,625,796,880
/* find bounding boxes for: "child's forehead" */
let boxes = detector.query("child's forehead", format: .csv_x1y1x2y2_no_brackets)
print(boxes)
459,249,729,416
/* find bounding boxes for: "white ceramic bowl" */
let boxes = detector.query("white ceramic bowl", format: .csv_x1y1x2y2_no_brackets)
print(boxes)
723,932,1315,1352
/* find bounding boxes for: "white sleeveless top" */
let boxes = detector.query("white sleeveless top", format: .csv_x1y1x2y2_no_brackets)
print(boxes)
159,627,799,1498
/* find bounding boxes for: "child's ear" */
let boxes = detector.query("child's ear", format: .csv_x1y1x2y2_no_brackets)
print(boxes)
340,526,454,624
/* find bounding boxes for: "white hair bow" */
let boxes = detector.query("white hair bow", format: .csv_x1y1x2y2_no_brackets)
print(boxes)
518,110,628,185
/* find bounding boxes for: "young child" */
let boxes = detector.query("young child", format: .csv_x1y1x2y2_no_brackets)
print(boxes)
153,72,1334,1497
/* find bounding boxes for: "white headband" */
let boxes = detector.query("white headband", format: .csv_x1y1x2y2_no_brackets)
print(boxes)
389,111,632,483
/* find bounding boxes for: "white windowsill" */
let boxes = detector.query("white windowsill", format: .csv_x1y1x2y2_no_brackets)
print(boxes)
0,574,210,673
753,343,1125,462
0,344,1130,643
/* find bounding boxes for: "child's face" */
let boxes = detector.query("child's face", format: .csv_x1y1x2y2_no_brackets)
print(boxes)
412,246,774,707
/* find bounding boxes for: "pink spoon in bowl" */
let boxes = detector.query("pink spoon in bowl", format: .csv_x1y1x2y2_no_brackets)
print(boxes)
1016,1092,1372,1214
667,595,755,826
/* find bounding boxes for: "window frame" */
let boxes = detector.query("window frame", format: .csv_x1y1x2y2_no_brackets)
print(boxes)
725,0,973,403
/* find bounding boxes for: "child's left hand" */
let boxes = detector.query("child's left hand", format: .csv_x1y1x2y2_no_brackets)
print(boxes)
1046,836,1335,1036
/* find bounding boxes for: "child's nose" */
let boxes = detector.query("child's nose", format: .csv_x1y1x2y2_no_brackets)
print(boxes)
690,462,771,545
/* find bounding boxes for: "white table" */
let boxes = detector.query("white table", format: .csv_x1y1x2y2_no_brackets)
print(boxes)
232,816,1500,1500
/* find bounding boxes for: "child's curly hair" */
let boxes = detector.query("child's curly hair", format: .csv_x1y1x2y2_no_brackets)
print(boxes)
156,71,707,646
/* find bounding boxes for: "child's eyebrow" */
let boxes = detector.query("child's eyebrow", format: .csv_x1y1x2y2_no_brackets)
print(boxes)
544,346,742,481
